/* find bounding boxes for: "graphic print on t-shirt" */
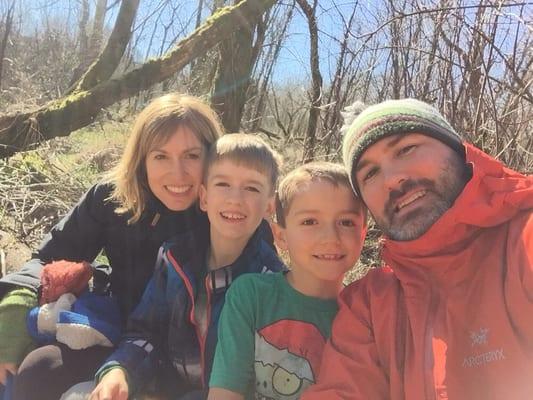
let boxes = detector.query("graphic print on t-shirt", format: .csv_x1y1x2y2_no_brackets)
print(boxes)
254,319,326,400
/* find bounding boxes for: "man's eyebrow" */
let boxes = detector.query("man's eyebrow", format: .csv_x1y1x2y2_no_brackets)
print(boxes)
355,159,370,174
355,134,407,174
386,134,406,148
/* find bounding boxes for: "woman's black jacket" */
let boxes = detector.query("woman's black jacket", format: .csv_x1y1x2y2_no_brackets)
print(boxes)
0,182,209,322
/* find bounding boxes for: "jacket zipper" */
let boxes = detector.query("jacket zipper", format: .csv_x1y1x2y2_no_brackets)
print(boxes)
424,282,439,400
150,212,161,227
201,274,213,387
167,251,206,387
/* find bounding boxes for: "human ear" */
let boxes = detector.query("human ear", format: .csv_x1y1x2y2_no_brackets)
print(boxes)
199,184,208,212
271,222,288,251
264,197,275,218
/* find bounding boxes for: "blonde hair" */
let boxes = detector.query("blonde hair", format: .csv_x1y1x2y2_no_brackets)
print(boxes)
106,93,224,223
204,133,282,194
275,161,365,227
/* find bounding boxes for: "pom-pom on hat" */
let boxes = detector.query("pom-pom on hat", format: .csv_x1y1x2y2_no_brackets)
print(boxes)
40,260,92,305
341,98,464,193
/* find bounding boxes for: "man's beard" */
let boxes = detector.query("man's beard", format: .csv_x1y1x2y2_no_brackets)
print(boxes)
374,152,469,241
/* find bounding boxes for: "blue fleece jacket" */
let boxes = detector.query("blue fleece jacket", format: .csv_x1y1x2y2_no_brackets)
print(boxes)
97,226,285,395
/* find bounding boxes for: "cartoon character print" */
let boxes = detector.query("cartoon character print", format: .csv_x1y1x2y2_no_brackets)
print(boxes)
254,319,326,400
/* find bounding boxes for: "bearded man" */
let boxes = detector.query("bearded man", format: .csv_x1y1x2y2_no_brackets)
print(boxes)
301,99,533,400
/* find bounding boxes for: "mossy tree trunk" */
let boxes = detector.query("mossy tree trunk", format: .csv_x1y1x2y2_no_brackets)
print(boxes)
0,0,276,158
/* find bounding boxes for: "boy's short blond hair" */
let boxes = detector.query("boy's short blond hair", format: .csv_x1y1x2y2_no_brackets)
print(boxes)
276,161,366,227
205,133,282,194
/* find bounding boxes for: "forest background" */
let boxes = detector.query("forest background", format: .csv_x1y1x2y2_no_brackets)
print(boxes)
0,0,531,281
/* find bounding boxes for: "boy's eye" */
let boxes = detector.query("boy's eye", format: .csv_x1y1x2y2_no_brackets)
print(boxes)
301,219,317,226
245,186,260,193
339,219,355,227
214,182,230,188
398,144,417,156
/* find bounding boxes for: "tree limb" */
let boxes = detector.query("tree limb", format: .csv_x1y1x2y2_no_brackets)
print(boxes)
0,0,277,158
73,0,140,92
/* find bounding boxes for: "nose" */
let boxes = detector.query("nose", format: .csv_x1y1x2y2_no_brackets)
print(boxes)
383,165,408,192
225,187,243,205
171,158,188,179
320,222,342,245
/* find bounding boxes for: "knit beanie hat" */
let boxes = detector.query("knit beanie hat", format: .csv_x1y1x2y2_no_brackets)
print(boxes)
56,291,121,350
27,293,77,343
341,98,464,192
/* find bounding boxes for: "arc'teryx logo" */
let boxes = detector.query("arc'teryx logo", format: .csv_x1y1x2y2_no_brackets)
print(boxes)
470,328,489,346
463,328,505,368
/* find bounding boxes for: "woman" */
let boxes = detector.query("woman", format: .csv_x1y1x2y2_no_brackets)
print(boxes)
0,93,224,400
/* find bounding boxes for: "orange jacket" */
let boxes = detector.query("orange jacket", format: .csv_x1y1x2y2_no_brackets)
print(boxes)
302,143,533,400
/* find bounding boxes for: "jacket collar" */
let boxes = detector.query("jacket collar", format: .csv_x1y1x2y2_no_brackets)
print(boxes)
207,229,267,294
381,142,533,284
169,225,281,294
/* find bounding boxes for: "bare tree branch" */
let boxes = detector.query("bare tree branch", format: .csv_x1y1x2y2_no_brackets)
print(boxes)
72,0,140,92
351,2,532,40
0,0,277,158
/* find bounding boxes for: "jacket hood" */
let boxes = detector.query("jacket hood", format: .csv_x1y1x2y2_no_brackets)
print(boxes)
382,142,533,281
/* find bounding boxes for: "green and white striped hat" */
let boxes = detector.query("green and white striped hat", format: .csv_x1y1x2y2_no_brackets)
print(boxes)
342,98,464,193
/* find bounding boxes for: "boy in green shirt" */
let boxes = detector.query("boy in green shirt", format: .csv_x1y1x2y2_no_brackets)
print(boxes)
208,162,367,400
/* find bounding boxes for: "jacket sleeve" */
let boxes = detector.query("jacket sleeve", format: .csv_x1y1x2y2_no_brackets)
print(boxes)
0,288,37,365
96,248,170,393
506,211,533,339
0,183,111,296
301,279,389,400
517,211,533,293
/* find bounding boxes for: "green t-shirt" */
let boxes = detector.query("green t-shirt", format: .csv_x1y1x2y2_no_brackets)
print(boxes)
209,272,338,400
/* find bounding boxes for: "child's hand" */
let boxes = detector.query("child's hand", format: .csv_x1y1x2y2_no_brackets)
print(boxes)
90,368,129,400
0,362,16,385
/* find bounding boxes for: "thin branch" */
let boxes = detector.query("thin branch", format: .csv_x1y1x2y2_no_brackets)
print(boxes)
351,2,532,40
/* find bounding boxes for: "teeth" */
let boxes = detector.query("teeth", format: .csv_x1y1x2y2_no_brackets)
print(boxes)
397,190,426,210
166,185,191,194
315,254,344,260
221,212,246,220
